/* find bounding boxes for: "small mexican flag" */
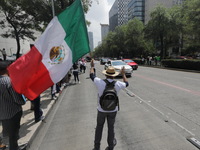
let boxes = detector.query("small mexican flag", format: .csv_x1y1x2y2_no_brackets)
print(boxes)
8,0,90,100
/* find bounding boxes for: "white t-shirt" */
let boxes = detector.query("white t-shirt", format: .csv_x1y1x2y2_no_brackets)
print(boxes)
93,77,126,112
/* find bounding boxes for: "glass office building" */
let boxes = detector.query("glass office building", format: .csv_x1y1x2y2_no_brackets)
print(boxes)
127,0,145,23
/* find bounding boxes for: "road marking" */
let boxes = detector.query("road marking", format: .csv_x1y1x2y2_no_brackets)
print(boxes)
187,137,200,149
134,74,200,96
125,89,195,137
171,120,195,136
124,88,135,97
184,77,200,81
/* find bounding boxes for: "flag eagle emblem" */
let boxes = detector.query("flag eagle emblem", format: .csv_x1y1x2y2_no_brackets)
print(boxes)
49,45,66,64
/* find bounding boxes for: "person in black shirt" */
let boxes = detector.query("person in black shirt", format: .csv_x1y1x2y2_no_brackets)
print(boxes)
0,61,25,150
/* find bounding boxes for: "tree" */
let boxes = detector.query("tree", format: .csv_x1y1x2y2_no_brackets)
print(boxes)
145,6,171,59
125,18,145,58
181,0,200,54
0,0,45,58
0,0,93,59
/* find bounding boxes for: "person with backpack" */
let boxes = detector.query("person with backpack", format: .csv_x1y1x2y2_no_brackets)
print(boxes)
90,59,129,150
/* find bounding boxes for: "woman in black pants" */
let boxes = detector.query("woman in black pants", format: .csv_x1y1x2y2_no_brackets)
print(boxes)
72,63,80,83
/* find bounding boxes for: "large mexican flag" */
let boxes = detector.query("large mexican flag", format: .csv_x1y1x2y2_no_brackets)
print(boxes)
8,0,90,100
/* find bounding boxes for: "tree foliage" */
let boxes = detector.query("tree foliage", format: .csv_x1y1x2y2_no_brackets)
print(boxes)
0,0,93,59
93,18,149,59
93,0,200,59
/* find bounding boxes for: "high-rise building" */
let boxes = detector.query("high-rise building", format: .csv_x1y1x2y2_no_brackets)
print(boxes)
100,24,109,41
109,0,130,31
118,0,130,25
144,0,185,24
88,32,94,51
109,0,118,31
127,0,145,23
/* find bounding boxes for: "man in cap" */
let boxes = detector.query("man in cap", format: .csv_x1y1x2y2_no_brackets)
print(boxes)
0,61,25,150
90,59,129,150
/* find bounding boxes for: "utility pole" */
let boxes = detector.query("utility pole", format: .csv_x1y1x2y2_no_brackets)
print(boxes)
51,0,55,17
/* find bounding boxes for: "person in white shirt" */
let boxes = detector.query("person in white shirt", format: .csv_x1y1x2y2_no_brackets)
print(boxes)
90,59,129,150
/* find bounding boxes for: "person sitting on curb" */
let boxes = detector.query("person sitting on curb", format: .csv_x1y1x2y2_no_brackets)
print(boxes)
89,59,129,150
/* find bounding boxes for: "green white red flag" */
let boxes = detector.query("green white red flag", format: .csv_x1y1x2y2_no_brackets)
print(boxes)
8,0,90,100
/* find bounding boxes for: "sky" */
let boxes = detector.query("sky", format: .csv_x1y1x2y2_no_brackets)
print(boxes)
85,0,115,48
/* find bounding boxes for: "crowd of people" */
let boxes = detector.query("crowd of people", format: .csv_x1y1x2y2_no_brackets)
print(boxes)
0,61,67,150
141,56,161,66
0,57,128,150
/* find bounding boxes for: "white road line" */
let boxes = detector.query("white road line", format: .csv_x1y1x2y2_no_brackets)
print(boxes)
184,77,200,81
124,89,195,137
171,120,195,136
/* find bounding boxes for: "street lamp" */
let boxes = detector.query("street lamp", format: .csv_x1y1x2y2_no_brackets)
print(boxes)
51,0,55,17
10,47,13,56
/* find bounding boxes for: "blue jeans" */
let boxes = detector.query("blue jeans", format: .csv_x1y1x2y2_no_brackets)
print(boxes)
94,111,117,150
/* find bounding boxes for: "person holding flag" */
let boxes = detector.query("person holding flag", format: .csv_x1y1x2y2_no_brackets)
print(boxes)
8,0,90,101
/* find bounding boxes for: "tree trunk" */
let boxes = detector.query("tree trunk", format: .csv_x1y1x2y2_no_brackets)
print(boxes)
160,34,164,59
15,33,21,59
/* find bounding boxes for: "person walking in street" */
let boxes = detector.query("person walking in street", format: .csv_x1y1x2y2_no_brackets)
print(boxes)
0,48,7,61
72,63,80,84
90,59,129,150
82,59,86,73
31,95,45,123
0,61,26,150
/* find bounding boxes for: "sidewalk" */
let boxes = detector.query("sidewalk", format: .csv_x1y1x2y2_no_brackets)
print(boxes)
0,85,66,149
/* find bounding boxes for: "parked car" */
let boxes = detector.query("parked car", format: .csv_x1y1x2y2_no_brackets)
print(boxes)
100,58,108,65
122,59,138,70
105,60,133,77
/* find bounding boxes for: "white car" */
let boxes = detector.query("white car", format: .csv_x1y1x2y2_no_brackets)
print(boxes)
105,60,133,77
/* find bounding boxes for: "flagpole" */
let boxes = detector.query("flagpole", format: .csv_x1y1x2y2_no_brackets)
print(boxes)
51,0,55,17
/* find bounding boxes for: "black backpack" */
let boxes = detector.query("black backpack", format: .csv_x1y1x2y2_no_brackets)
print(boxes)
100,79,119,111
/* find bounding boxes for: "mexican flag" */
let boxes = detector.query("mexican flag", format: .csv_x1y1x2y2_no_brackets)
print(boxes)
8,0,90,100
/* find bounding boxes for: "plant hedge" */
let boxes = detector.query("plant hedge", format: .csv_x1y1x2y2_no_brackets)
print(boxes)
161,59,200,71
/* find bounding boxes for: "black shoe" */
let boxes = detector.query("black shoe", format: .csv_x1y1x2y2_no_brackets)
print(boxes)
105,138,116,150
105,147,110,150
19,143,27,150
113,138,117,146
92,148,100,150
35,116,45,123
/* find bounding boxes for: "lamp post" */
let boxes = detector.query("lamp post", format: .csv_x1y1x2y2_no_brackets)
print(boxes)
10,47,13,56
51,0,55,17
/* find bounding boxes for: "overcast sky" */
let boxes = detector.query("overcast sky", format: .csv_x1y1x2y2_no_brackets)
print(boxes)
85,0,115,48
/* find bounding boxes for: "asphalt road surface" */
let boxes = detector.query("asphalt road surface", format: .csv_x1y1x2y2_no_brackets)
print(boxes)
29,62,200,150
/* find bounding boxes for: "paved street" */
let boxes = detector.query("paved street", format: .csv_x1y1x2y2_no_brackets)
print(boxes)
27,63,200,150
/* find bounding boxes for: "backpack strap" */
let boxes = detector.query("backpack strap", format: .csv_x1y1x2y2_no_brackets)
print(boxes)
103,79,116,87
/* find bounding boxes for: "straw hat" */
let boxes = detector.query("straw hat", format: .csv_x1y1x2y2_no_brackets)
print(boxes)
102,66,119,77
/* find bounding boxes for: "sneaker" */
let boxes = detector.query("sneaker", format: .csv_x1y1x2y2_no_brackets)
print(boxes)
52,95,58,100
105,147,114,150
78,81,81,84
92,148,100,150
105,147,109,150
35,116,45,123
113,138,117,146
0,143,6,149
